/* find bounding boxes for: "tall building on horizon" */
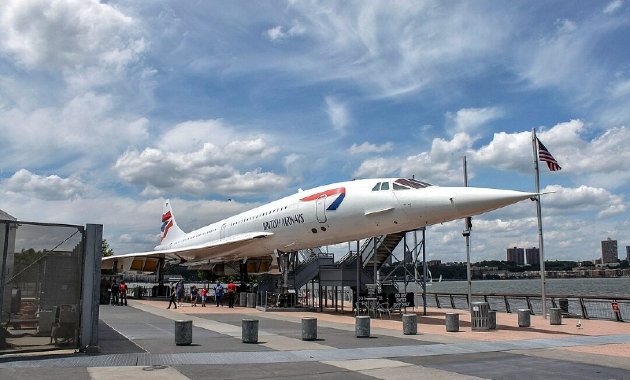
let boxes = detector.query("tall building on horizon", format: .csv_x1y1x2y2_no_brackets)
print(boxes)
526,247,540,266
507,247,525,265
601,238,618,264
626,246,630,262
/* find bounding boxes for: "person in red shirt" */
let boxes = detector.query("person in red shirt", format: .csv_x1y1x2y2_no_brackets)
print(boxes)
201,287,208,307
227,279,237,308
119,281,127,306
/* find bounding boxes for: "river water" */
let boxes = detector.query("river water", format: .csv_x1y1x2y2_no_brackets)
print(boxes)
397,277,630,298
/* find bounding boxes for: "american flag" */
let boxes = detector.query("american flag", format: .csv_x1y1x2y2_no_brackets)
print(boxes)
537,138,561,171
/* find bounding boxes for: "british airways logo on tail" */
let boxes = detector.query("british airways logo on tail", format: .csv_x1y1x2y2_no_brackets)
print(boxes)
299,187,346,210
161,211,173,242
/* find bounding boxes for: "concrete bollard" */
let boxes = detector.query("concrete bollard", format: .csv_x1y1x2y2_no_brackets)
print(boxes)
174,320,192,346
355,316,370,337
239,292,247,307
550,308,562,325
301,317,317,341
518,309,531,327
242,319,259,343
246,292,256,308
488,310,497,330
445,313,459,332
402,313,418,335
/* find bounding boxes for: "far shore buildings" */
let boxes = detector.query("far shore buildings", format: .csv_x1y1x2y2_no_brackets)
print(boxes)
525,247,540,266
626,246,630,262
506,247,525,265
601,238,618,264
507,247,540,266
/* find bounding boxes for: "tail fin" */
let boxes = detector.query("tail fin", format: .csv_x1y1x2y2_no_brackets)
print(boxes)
160,199,185,244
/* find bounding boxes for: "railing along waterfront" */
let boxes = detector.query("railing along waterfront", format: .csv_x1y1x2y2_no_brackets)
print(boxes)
422,292,629,322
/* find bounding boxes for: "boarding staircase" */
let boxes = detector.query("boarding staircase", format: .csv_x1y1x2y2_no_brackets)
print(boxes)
361,232,405,271
257,247,334,295
257,234,403,294
290,248,334,289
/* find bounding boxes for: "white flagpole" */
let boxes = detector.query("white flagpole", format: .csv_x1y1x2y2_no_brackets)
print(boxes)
463,156,472,315
532,128,548,319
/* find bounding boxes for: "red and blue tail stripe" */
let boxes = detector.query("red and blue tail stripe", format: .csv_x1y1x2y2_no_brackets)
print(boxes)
300,187,346,210
161,211,173,242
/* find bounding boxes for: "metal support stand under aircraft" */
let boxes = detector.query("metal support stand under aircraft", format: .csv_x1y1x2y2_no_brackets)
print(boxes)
240,261,249,291
275,249,298,307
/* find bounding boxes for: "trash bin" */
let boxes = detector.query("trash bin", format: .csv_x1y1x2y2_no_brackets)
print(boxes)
550,308,562,325
471,302,489,331
247,292,256,308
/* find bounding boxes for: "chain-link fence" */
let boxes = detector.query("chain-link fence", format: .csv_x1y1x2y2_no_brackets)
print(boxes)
0,221,85,353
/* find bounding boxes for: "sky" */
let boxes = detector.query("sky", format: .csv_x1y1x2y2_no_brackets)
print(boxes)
0,0,629,263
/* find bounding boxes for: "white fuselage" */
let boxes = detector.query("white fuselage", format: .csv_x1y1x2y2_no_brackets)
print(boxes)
154,178,535,263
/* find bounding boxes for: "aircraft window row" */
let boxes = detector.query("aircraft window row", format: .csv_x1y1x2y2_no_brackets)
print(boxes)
229,205,290,226
371,182,390,191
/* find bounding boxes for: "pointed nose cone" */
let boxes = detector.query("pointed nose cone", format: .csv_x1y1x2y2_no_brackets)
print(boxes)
449,187,536,217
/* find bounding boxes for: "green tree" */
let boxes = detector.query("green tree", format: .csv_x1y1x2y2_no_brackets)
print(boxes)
102,239,114,257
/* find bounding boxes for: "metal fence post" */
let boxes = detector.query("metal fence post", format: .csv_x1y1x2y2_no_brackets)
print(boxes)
80,224,102,352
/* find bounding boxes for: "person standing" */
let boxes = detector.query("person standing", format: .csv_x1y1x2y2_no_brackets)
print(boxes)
214,280,224,307
191,286,198,307
167,283,177,309
106,279,112,304
227,279,237,308
201,287,208,307
119,281,128,306
176,279,185,307
111,280,119,306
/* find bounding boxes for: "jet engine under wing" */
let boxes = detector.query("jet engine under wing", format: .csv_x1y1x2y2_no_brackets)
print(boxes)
101,231,274,271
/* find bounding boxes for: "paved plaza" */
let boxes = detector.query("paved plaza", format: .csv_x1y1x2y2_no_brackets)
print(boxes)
1,299,630,379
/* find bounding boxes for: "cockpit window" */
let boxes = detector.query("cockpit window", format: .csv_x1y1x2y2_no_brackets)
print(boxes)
380,182,389,190
372,183,381,191
394,178,432,189
393,182,410,190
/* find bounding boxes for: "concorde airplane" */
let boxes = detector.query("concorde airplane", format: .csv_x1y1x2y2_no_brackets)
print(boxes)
102,177,539,278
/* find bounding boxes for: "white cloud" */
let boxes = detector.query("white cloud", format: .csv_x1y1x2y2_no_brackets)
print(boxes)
0,92,149,170
470,120,630,187
265,21,305,42
4,169,85,200
603,0,623,14
354,118,630,193
446,107,504,135
514,7,626,113
0,192,263,254
157,120,235,152
609,79,630,99
470,130,533,173
225,138,280,160
0,0,145,88
348,142,393,154
225,2,513,98
543,184,627,219
115,127,288,197
354,132,474,183
325,96,351,133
